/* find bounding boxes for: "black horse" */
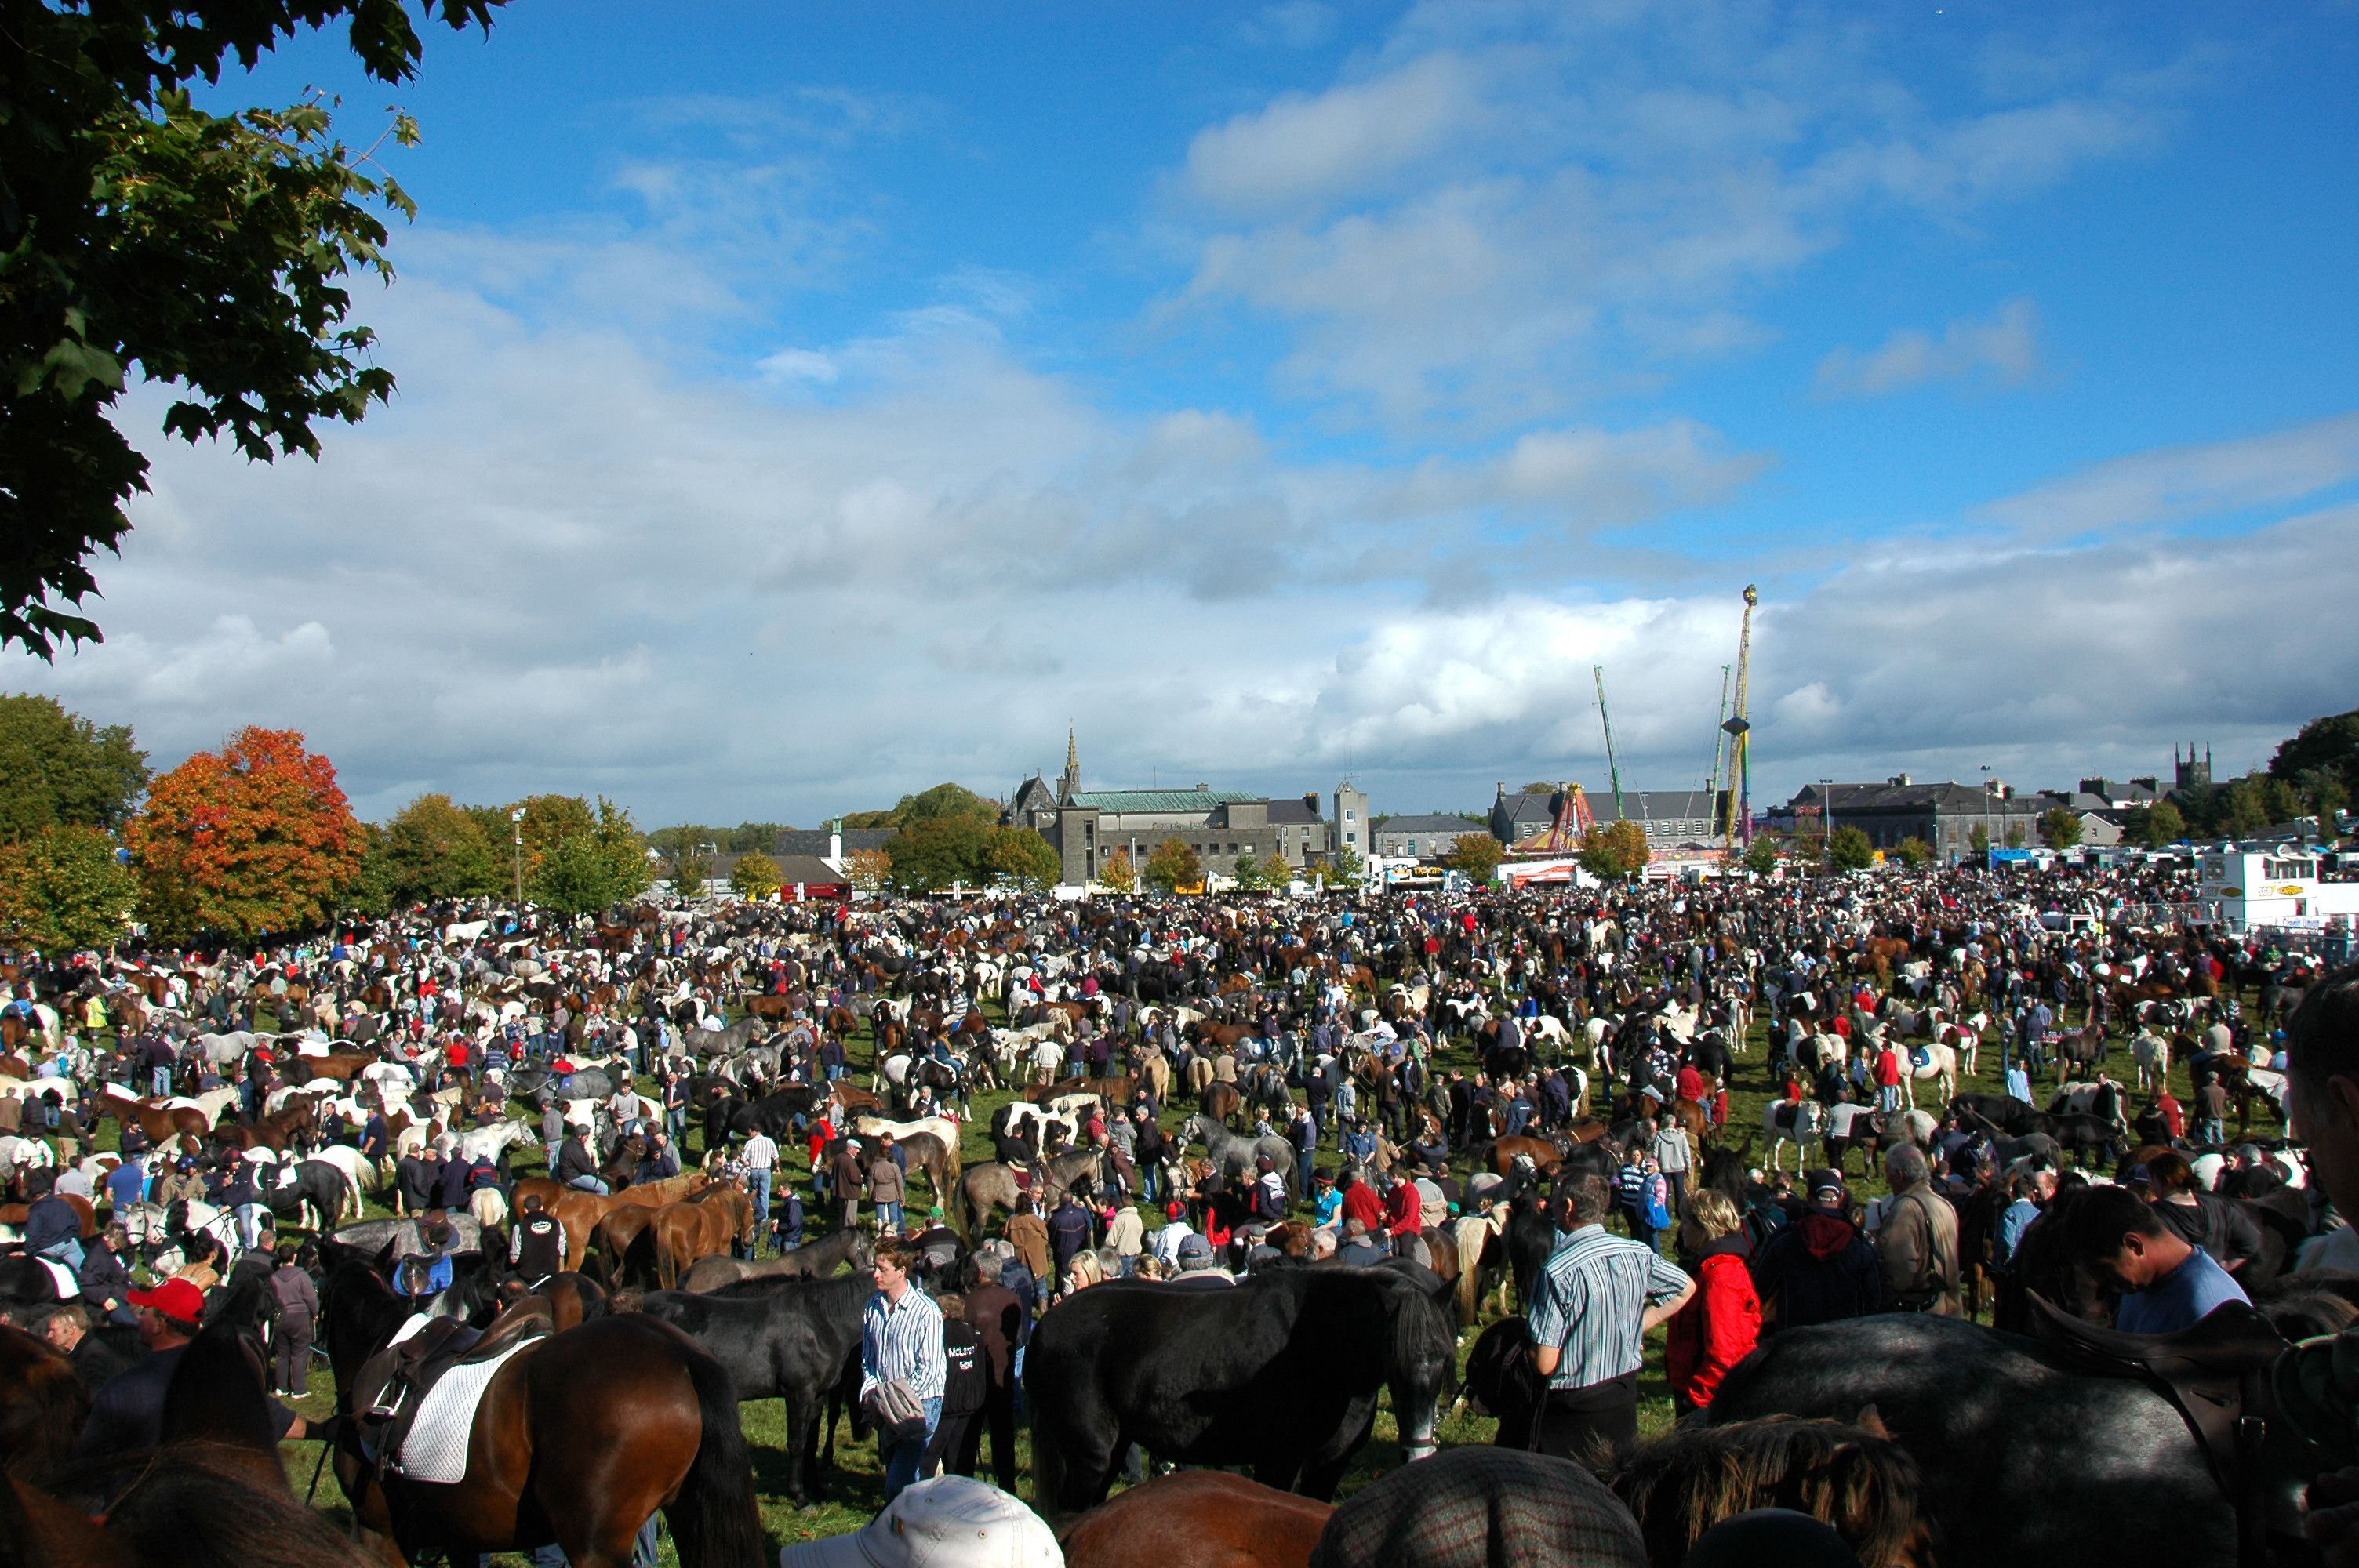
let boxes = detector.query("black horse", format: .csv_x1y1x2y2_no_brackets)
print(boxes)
1952,1091,2037,1137
256,1158,352,1232
617,1270,872,1504
1025,1266,1453,1512
1706,1312,2328,1568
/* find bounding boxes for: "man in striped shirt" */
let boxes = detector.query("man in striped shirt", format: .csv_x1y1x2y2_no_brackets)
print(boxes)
1525,1152,1694,1465
862,1243,947,1501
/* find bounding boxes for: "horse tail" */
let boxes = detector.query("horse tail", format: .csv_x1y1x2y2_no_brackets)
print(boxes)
667,1340,767,1568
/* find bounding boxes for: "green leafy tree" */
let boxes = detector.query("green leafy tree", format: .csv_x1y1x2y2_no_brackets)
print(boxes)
1576,821,1650,881
2037,808,2085,851
339,820,395,917
0,824,137,950
1096,848,1139,895
531,832,632,918
986,826,1062,889
2299,768,2350,829
729,822,791,853
1230,853,1266,891
729,851,782,899
1144,838,1202,894
2139,799,2188,848
383,792,501,902
1826,825,1875,873
1444,833,1504,883
2215,780,2270,839
1743,836,1783,876
2270,709,2359,797
843,848,893,895
2,1,507,655
1324,844,1367,887
669,839,713,898
1262,848,1293,888
885,814,994,891
848,783,1000,833
521,796,648,910
1895,836,1933,869
0,695,150,840
2004,825,2026,849
1968,823,1991,858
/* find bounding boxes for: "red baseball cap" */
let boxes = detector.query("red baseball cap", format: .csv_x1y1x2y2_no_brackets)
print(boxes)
127,1277,205,1323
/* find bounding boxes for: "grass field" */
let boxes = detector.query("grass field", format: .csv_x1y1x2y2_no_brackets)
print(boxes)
140,976,2276,1558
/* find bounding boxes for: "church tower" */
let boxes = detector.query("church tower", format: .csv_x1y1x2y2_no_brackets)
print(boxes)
1058,727,1081,805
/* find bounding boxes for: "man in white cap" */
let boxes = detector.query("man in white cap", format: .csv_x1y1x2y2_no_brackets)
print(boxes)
777,1474,1060,1568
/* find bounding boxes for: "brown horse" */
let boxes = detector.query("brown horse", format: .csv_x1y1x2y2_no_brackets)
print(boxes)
514,1171,707,1272
333,1313,765,1568
98,1087,207,1143
1060,1470,1331,1568
1485,1134,1569,1178
646,1186,755,1290
0,1323,90,1483
1611,1413,1936,1568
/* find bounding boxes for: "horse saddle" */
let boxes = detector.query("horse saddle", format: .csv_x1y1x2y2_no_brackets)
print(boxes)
2027,1292,2299,1563
355,1305,551,1472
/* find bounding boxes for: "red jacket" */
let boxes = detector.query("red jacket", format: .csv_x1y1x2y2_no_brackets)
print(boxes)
1341,1181,1386,1234
1874,1049,1902,1087
1381,1182,1422,1239
1666,1237,1761,1410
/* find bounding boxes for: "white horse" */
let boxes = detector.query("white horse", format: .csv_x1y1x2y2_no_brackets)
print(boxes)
2132,1030,2172,1094
455,1119,541,1164
308,1142,381,1196
1761,1098,1826,1172
1902,1041,1957,1109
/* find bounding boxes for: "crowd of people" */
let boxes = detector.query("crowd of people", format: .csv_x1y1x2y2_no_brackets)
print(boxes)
5,850,2359,1565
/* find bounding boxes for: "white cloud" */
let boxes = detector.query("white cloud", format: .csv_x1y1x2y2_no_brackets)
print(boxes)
1180,54,1478,214
1815,297,2042,397
1162,7,2189,424
758,347,838,385
1977,411,2359,539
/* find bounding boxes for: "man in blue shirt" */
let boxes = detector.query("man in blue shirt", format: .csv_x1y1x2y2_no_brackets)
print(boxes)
2068,1183,2248,1334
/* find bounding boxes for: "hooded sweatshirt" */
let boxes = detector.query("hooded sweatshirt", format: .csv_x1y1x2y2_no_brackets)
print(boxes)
1751,1207,1881,1330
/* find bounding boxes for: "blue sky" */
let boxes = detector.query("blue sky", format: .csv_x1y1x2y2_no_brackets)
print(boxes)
16,1,2359,824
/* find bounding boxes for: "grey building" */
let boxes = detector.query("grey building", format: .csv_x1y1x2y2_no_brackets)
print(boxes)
1374,814,1485,860
1785,776,2048,861
1005,731,1338,885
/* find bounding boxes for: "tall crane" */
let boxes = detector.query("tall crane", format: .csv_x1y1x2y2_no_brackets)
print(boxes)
1594,666,1625,823
1706,662,1732,801
1721,585,1759,851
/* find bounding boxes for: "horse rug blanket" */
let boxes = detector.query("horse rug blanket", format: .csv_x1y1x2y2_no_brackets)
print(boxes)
397,1337,538,1483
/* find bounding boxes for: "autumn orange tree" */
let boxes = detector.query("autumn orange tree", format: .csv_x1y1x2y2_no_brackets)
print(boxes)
128,727,362,939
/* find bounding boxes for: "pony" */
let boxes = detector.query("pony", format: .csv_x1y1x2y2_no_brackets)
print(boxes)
615,1272,874,1505
1025,1268,1452,1512
1761,1099,1825,1172
1058,1471,1333,1568
1611,1414,1938,1568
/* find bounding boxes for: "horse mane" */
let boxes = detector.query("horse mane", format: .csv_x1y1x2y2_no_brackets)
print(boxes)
48,1442,375,1568
159,1316,282,1484
1612,1414,1933,1568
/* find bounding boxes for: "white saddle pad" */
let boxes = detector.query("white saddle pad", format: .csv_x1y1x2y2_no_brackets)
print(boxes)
398,1339,537,1484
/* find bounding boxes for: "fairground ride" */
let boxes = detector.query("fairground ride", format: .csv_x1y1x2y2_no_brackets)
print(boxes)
1719,584,1759,852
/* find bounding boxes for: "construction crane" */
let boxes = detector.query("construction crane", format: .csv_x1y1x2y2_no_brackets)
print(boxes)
1721,585,1759,852
1594,665,1625,823
1706,662,1732,802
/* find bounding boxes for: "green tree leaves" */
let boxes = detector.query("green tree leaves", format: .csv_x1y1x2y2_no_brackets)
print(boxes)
1144,838,1202,893
1826,825,1874,873
2037,807,2084,850
0,695,150,839
0,825,138,951
1443,833,1503,882
986,827,1062,890
383,793,503,902
1,2,506,655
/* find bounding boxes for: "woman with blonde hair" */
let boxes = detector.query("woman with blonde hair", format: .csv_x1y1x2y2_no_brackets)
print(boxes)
1666,1187,1761,1414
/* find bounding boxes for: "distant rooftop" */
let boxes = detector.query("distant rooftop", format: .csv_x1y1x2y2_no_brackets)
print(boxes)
1069,788,1260,811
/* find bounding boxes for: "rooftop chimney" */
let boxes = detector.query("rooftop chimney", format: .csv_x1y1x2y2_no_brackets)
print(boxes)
1888,773,1911,787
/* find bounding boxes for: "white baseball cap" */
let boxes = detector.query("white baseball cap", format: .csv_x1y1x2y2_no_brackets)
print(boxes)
777,1477,1062,1568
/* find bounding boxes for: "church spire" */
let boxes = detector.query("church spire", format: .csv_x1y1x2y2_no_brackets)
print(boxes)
1059,725,1081,804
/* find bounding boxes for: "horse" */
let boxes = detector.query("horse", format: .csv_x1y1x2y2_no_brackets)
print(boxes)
612,1271,872,1505
0,1322,89,1483
329,1310,767,1568
1761,1099,1825,1172
2132,1030,2173,1094
680,1229,874,1291
18,1443,378,1568
953,1150,1103,1243
1704,1312,2327,1568
1611,1414,1938,1568
1025,1268,1453,1512
1182,1114,1297,1200
1057,1471,1333,1568
1899,1040,1956,1109
645,1186,756,1290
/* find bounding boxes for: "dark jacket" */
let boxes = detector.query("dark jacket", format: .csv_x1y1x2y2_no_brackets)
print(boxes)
1046,1201,1092,1276
1750,1208,1882,1330
2156,1193,2263,1272
940,1317,987,1417
554,1137,597,1185
962,1281,1023,1387
24,1196,80,1254
78,1243,134,1312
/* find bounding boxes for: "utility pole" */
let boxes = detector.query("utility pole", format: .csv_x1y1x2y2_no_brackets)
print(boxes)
511,806,526,909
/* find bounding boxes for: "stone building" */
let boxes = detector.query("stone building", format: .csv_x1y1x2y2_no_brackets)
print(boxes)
1784,776,2048,861
1005,731,1342,886
1374,814,1486,860
1487,783,1730,851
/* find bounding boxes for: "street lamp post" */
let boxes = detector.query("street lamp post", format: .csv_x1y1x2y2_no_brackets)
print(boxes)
1821,779,1835,855
511,807,526,909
